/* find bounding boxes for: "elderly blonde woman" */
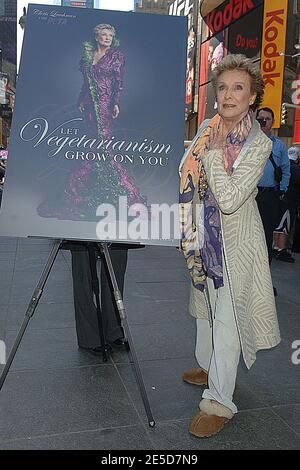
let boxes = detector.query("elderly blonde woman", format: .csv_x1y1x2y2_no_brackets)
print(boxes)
38,23,146,219
179,54,280,438
78,23,124,140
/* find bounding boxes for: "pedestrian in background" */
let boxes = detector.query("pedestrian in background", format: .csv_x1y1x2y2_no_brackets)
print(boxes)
255,107,290,266
284,147,300,254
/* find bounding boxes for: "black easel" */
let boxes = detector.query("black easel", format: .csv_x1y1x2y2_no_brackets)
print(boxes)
0,239,155,427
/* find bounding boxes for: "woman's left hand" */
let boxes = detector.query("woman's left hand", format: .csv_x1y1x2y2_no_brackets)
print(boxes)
112,104,120,119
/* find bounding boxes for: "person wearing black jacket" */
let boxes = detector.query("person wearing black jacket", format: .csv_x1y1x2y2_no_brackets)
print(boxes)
286,148,300,252
255,108,290,265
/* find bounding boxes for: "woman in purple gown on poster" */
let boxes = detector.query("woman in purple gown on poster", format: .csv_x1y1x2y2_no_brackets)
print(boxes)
38,23,145,220
79,24,124,141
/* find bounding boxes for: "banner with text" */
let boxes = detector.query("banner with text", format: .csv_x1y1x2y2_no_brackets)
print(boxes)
169,0,200,119
0,4,186,245
261,0,288,128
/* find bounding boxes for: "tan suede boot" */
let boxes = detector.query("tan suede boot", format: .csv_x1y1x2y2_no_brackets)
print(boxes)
189,411,229,437
189,399,233,438
182,368,208,385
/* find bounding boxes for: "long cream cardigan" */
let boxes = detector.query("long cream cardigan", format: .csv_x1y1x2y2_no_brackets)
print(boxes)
180,119,281,369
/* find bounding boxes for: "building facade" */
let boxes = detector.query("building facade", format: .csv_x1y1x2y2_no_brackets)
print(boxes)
135,0,172,14
0,0,17,148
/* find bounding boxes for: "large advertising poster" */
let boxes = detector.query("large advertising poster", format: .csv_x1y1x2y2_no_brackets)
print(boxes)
293,75,300,144
198,25,228,124
0,72,9,105
198,0,265,125
0,4,186,245
62,0,94,7
261,0,288,128
169,0,199,119
227,4,263,60
202,0,264,38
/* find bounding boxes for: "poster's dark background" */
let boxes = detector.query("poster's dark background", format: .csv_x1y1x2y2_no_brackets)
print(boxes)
0,4,186,244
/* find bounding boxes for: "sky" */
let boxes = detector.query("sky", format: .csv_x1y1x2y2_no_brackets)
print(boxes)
98,0,134,10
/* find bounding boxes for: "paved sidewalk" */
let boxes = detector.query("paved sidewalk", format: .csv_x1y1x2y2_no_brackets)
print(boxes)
0,237,299,450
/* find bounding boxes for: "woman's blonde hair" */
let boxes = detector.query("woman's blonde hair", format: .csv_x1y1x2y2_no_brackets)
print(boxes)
211,54,265,111
94,23,116,37
93,24,120,48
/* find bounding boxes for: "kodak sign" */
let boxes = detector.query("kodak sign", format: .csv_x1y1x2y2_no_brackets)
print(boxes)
205,0,263,35
261,0,288,128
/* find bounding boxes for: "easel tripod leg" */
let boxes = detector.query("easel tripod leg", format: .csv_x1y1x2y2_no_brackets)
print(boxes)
0,239,62,391
101,243,155,427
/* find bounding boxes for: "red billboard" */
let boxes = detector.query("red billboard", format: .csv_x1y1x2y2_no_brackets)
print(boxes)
198,0,264,125
198,26,228,124
227,4,263,59
293,75,300,144
169,0,199,119
203,0,264,36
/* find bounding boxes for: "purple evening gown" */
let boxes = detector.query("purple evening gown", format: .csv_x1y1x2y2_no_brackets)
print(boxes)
38,47,146,220
79,47,125,140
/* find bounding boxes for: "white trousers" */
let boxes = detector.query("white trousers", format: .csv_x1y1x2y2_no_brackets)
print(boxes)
195,267,241,414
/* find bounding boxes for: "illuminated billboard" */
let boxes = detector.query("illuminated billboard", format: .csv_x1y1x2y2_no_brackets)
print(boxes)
169,0,199,119
62,0,94,7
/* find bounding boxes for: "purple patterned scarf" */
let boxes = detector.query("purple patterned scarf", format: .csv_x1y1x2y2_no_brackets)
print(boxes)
179,111,253,290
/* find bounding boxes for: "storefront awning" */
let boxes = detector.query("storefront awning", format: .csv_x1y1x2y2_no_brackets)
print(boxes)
200,0,226,17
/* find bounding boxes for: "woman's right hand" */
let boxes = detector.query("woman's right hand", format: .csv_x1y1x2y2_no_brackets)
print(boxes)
208,122,227,152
